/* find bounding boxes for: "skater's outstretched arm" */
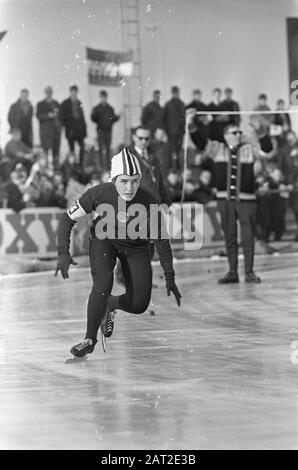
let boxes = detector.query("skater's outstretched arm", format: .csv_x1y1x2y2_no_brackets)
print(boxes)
55,212,78,279
55,186,105,279
155,239,182,306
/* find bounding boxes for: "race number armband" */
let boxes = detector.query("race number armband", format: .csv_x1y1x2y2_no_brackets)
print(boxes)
67,200,87,221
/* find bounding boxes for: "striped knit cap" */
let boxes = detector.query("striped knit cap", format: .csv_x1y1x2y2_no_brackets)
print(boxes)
110,148,142,180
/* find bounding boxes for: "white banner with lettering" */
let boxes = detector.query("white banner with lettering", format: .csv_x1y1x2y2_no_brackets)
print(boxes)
0,203,224,258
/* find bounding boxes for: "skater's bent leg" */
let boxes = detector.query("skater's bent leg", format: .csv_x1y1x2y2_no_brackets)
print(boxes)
108,249,152,314
86,239,117,340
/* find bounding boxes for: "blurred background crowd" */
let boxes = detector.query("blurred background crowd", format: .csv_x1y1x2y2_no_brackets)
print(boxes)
0,83,298,243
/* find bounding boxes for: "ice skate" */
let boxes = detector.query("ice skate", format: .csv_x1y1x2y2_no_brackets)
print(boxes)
100,308,116,352
148,299,156,315
65,355,89,364
66,338,97,363
100,328,107,353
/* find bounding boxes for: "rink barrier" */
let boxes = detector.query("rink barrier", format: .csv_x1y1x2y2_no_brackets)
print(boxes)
0,203,225,259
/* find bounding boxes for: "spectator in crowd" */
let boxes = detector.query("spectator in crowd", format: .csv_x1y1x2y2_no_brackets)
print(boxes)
65,173,86,207
273,99,292,149
6,162,38,207
186,89,206,113
60,152,82,186
84,141,102,172
207,87,224,142
4,128,34,173
19,163,42,207
80,163,97,185
91,90,120,171
166,170,182,202
0,175,8,208
191,169,214,205
253,93,273,133
162,86,186,170
8,89,34,148
141,89,163,137
188,108,273,283
60,85,87,167
36,86,61,167
37,174,66,208
130,125,171,205
50,170,68,208
221,87,241,125
37,175,55,207
279,131,298,240
256,164,289,243
186,89,208,129
101,170,111,183
1,168,26,212
84,171,103,191
152,128,172,177
183,168,199,202
52,170,64,189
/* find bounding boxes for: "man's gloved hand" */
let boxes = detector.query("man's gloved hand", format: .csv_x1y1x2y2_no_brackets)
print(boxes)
166,279,182,306
54,253,78,279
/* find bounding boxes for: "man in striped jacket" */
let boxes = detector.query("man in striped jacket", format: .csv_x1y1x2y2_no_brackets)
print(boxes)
188,109,273,284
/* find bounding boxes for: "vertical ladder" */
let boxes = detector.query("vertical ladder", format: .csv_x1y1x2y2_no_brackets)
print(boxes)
121,0,143,143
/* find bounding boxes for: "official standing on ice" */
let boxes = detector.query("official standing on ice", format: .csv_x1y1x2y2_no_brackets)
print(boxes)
188,109,273,284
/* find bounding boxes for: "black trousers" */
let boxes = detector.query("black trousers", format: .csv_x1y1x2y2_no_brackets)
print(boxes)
217,200,257,273
97,130,112,171
167,133,184,170
86,238,152,340
67,136,85,167
42,133,61,168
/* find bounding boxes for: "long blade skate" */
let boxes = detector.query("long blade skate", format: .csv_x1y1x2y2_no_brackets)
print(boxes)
148,299,156,316
100,328,107,353
100,309,116,353
66,338,97,363
65,355,88,364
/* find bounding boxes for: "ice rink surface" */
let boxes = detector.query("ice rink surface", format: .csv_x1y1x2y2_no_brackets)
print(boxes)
1,255,298,450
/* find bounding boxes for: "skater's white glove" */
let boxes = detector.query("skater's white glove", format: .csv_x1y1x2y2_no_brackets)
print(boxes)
166,279,182,306
55,253,78,279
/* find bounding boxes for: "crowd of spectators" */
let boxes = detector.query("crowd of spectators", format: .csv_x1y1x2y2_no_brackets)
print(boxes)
1,84,298,242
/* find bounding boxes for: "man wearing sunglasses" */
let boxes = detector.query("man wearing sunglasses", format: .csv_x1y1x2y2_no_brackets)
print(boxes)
130,125,171,206
188,109,273,284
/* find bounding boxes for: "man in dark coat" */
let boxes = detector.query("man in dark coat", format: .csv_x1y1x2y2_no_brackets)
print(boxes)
130,125,171,206
91,90,120,171
186,89,207,114
279,131,298,240
221,87,241,126
162,86,185,170
60,85,87,167
141,89,163,137
273,99,292,149
207,87,226,142
36,86,61,167
8,89,33,148
186,89,209,137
